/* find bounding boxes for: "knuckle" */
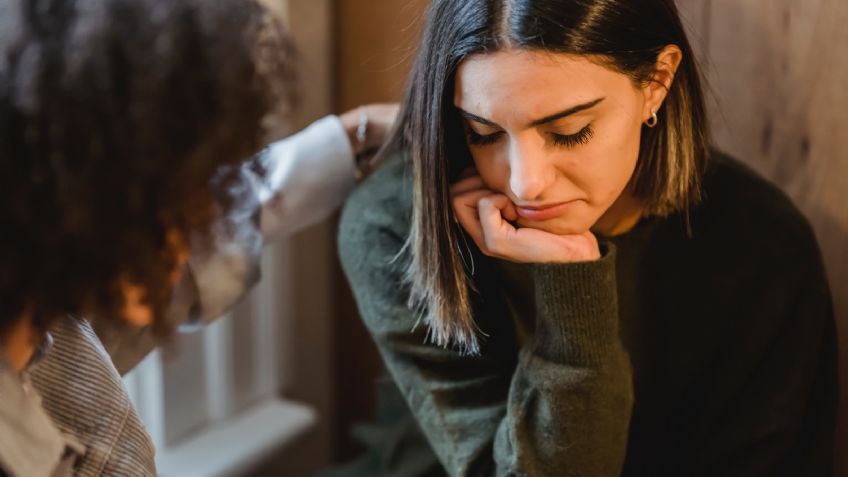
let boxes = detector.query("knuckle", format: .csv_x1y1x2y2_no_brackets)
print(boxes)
483,234,501,252
451,196,463,211
477,195,491,207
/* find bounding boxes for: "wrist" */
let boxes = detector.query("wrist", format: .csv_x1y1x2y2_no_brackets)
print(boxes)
532,242,620,365
546,233,601,263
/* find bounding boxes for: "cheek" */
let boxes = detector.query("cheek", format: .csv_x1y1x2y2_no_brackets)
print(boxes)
577,119,642,205
469,149,510,192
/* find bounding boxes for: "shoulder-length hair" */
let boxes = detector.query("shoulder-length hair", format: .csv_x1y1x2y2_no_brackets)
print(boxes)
388,0,710,354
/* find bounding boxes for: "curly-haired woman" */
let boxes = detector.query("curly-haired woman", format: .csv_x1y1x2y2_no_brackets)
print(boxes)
0,0,396,474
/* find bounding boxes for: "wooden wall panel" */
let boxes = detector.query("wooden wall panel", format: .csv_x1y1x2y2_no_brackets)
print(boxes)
678,1,848,474
335,0,429,110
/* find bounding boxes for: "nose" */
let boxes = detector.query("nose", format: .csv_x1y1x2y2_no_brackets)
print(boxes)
508,138,551,202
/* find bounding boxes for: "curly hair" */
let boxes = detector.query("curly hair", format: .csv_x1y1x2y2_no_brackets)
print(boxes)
0,0,296,336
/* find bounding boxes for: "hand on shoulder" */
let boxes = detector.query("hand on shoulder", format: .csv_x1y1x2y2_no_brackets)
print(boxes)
339,103,400,177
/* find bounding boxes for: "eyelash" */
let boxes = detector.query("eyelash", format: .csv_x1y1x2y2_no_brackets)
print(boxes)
551,124,594,148
466,129,501,146
466,124,595,149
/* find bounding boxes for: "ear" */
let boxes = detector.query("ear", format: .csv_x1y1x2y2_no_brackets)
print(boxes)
642,45,683,121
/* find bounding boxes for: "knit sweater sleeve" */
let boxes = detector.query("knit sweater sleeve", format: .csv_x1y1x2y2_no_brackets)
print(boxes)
338,157,634,477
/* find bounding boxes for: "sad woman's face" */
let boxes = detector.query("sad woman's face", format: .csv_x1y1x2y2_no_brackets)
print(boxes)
454,48,660,236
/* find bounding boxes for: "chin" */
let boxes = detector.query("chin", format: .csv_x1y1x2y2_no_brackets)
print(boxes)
517,216,594,236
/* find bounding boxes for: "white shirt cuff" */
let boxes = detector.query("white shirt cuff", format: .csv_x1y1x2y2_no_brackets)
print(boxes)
256,115,356,240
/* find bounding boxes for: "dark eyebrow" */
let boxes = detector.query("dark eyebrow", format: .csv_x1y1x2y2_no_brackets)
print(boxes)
457,109,499,127
529,97,605,126
457,97,605,129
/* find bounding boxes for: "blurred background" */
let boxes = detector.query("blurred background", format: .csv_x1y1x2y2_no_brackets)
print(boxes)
123,0,848,476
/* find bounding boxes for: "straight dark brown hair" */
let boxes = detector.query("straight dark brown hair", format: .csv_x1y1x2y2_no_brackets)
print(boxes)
390,0,710,354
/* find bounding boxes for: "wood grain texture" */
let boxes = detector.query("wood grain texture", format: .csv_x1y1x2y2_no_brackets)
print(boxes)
678,1,848,474
335,0,429,110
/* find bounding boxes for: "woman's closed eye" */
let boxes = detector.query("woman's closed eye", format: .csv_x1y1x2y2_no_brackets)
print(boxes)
466,128,502,146
550,124,594,148
465,124,595,149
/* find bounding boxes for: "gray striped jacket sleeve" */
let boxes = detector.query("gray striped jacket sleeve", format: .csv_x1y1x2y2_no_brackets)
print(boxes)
29,318,156,477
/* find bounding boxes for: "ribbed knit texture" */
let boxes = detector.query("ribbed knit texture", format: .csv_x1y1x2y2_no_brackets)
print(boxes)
336,151,837,477
29,319,156,477
532,246,619,365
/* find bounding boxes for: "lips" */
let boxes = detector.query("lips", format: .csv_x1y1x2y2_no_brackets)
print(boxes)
515,201,578,221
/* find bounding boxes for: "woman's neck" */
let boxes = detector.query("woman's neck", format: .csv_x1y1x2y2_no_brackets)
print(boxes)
1,314,38,373
592,189,644,237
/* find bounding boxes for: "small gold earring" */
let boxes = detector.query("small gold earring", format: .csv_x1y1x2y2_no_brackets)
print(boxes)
645,110,658,128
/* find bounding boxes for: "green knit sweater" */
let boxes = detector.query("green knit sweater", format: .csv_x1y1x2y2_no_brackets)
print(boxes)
336,151,837,477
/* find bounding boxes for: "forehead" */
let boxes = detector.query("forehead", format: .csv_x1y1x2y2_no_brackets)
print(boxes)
454,49,632,114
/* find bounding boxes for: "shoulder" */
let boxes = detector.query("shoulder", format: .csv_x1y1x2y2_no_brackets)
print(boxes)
693,150,822,266
338,150,413,275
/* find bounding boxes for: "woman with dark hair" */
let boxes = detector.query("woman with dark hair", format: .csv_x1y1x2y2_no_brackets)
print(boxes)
337,0,838,475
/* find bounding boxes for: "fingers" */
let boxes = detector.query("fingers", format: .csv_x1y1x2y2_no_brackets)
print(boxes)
450,174,486,196
338,103,400,161
364,103,400,126
457,166,478,180
449,172,487,247
501,198,518,222
363,103,400,150
449,174,521,259
477,194,518,252
452,189,490,248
